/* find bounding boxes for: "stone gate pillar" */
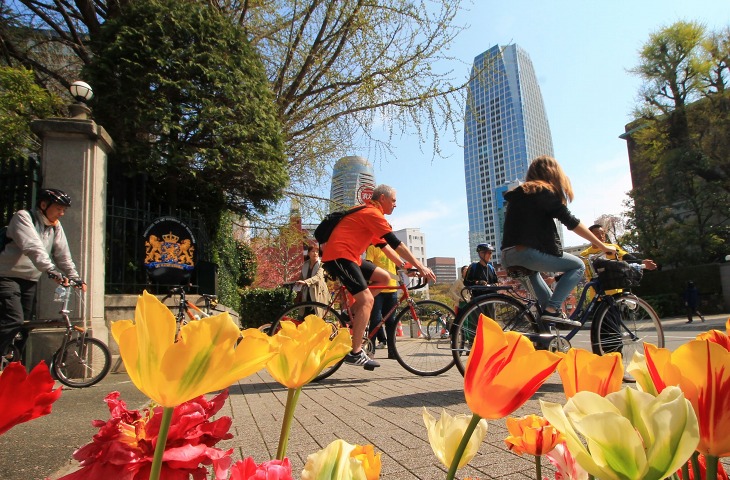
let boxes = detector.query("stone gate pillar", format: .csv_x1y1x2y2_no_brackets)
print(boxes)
29,108,113,359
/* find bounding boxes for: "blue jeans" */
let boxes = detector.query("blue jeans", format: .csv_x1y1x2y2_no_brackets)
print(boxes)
501,247,585,312
369,291,398,346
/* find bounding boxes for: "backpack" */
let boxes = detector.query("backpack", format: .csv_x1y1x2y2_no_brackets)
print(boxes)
0,210,37,254
313,205,367,244
592,257,643,290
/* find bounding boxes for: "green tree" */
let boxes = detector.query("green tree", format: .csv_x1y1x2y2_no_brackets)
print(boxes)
0,65,63,159
626,21,730,266
2,0,469,200
83,0,287,218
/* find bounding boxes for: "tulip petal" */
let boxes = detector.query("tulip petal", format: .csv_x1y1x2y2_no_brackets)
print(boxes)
464,316,560,419
113,291,276,407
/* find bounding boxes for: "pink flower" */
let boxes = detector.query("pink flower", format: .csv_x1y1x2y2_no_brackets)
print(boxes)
544,443,587,480
229,457,293,480
0,361,62,435
57,390,234,480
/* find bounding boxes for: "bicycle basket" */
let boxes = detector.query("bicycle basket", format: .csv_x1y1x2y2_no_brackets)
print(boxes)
592,258,642,290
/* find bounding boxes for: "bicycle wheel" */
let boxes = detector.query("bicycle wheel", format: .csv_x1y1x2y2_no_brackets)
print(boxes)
590,293,664,369
269,302,348,382
53,337,111,388
452,294,538,376
0,343,21,372
392,300,455,376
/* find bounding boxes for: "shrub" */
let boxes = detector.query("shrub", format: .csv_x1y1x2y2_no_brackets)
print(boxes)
239,287,294,328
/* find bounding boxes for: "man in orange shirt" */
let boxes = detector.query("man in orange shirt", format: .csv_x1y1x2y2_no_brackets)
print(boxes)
322,184,436,370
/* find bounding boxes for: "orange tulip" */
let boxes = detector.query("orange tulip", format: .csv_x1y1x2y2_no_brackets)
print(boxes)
504,414,564,456
645,341,730,457
556,348,623,399
464,315,561,419
696,318,730,350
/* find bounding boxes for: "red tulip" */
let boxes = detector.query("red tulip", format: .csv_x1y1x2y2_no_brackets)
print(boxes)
0,361,61,435
58,390,234,479
464,315,561,419
230,457,293,480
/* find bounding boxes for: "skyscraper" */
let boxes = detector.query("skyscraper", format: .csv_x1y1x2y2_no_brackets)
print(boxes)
329,155,376,212
463,44,555,263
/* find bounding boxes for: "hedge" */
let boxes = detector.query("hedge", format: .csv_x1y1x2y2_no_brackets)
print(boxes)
238,287,294,328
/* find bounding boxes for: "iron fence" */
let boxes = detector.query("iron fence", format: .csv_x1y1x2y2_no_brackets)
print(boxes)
0,155,41,224
105,196,211,295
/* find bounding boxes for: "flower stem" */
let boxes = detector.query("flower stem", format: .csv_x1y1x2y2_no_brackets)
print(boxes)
681,462,689,480
446,414,482,480
276,387,301,460
535,455,542,480
691,451,701,480
706,454,719,480
150,406,174,480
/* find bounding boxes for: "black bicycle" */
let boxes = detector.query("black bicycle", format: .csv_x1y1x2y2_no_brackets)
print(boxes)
0,278,112,388
450,261,664,375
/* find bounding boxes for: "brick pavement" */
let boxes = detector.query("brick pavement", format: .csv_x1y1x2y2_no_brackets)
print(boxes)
221,355,565,480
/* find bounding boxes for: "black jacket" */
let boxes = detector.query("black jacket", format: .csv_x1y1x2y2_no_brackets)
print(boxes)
501,186,580,257
464,262,498,286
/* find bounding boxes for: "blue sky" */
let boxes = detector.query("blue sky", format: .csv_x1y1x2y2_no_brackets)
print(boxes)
317,1,730,268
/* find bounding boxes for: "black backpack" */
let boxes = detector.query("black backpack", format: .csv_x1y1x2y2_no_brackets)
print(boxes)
313,205,367,244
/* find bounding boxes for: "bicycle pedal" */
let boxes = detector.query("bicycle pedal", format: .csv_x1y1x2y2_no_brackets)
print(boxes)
364,364,377,371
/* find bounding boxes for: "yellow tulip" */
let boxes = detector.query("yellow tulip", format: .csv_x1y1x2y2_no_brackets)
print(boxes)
464,315,561,419
541,386,699,480
351,444,382,480
556,348,623,399
423,408,488,469
266,315,351,388
504,414,564,456
112,291,276,407
626,351,659,396
301,439,379,480
645,341,730,457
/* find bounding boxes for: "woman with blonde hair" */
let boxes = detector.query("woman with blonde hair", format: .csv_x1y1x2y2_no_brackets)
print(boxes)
501,156,615,326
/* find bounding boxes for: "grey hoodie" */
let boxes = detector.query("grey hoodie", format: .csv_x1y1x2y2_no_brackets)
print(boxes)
0,209,79,281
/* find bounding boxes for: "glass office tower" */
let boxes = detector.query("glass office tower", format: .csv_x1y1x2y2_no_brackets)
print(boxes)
464,44,555,262
329,155,376,212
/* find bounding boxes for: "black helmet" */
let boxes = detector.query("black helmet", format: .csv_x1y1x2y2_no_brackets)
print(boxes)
476,243,495,253
38,188,72,207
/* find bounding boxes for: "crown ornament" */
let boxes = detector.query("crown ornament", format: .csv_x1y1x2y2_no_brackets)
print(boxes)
162,232,179,243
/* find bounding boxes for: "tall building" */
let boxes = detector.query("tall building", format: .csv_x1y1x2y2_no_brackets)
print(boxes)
394,228,429,294
426,257,457,284
463,44,555,263
329,155,376,212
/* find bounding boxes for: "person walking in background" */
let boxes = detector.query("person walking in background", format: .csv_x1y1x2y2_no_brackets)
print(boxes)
683,280,705,324
322,184,436,370
365,243,398,358
294,244,329,316
500,156,615,327
0,188,86,355
448,265,470,313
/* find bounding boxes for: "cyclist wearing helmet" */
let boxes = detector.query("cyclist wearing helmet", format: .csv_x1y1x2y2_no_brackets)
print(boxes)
0,188,85,354
464,243,498,286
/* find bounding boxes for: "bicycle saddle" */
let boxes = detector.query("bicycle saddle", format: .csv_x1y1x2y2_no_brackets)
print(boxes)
506,266,535,279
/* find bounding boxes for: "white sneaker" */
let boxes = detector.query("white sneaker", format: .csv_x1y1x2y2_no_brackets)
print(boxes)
540,311,581,328
343,350,380,370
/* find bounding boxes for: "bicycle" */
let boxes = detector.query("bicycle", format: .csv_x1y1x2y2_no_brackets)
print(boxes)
267,269,456,381
0,278,112,388
161,284,219,333
450,259,664,376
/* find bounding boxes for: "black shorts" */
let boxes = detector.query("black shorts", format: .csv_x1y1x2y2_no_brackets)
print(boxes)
322,259,376,295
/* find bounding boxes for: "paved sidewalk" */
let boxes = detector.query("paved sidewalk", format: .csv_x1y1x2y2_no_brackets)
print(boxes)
22,312,730,479
222,356,564,480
